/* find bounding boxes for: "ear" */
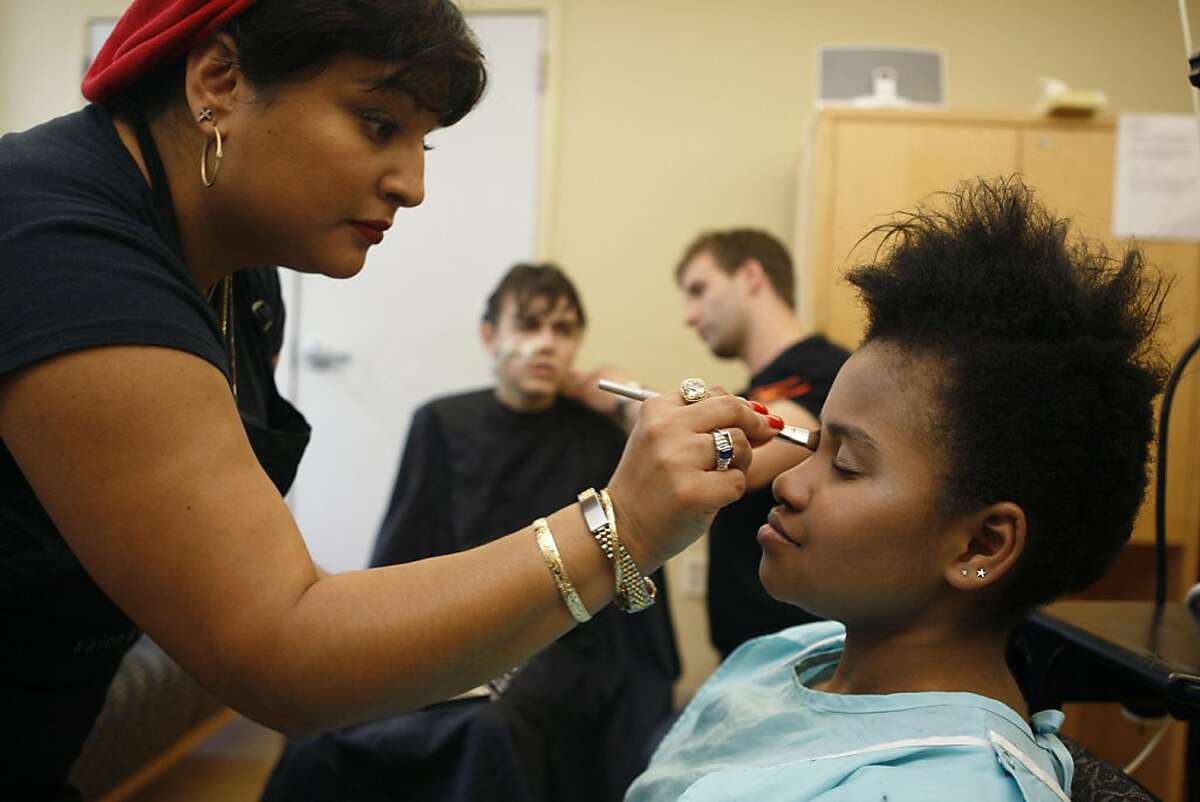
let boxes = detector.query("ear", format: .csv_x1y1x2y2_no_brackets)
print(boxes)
183,34,245,132
480,320,497,354
735,258,768,296
946,501,1026,590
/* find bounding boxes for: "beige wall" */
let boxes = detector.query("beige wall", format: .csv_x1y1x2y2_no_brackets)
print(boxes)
553,0,1199,391
4,0,1199,702
0,1,129,133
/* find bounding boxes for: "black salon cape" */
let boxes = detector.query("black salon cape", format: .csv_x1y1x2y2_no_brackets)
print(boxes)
262,390,679,802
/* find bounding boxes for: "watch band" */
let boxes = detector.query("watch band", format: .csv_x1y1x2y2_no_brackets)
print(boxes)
598,488,657,613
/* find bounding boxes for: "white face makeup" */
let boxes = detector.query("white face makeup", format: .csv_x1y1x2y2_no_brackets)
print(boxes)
494,335,543,366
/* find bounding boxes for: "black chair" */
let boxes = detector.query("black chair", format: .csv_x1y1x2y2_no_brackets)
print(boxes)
68,635,229,800
1012,601,1200,801
1062,735,1161,802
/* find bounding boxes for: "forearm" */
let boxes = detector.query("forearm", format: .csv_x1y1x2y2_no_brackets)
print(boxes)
2,348,769,738
227,505,618,733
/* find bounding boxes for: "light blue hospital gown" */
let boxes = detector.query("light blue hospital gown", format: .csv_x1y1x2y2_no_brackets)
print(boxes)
627,622,1073,802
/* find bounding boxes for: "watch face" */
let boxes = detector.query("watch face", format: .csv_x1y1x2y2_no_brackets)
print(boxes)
579,490,609,533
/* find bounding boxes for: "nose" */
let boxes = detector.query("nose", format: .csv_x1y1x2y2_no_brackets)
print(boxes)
531,325,557,352
772,456,815,512
683,302,700,328
380,145,425,208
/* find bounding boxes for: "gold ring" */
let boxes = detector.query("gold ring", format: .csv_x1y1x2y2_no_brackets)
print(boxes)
680,378,709,404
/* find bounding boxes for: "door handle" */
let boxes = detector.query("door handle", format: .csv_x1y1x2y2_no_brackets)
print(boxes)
303,345,353,371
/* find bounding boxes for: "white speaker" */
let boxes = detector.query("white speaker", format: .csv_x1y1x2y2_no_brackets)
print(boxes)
817,46,945,109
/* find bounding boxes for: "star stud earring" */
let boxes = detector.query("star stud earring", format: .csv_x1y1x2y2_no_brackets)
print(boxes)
976,568,988,579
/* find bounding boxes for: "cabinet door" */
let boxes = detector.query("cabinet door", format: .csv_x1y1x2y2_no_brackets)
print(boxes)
1021,125,1200,552
1021,124,1198,802
821,119,1019,347
1019,126,1117,240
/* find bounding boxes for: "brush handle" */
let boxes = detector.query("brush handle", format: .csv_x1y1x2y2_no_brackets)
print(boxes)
597,379,818,449
597,379,657,402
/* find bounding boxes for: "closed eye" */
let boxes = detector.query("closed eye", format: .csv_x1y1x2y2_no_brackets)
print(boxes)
831,460,861,479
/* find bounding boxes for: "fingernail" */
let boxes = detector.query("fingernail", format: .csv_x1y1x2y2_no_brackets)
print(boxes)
767,415,784,430
748,401,769,414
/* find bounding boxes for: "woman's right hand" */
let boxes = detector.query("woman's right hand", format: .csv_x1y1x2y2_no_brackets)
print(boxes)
605,384,779,571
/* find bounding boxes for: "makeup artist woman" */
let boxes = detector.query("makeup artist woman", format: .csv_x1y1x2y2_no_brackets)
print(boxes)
0,1,778,797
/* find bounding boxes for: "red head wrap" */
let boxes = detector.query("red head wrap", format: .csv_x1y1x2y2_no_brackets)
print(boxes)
82,0,258,104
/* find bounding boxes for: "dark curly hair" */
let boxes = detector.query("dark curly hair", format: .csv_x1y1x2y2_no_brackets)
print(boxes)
112,0,487,127
846,178,1169,615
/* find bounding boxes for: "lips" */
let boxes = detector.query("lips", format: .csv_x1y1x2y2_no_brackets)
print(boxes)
766,509,802,546
349,220,390,245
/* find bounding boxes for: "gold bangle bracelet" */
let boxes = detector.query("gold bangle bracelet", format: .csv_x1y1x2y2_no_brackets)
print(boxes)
533,517,592,624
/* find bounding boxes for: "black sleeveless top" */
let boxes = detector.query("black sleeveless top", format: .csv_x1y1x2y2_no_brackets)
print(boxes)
0,105,311,797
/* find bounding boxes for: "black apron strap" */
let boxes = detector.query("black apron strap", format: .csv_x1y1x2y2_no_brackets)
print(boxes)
130,117,185,262
131,117,311,495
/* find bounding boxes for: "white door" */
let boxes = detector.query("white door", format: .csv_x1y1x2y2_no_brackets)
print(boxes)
276,13,545,573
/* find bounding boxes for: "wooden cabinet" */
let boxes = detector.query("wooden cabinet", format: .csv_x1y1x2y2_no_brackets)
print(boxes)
796,109,1200,801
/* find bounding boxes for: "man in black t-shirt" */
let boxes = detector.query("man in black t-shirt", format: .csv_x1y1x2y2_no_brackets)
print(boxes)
675,229,850,658
264,264,677,802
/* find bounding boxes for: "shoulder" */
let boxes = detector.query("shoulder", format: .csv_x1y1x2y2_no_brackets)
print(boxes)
0,107,148,230
0,109,225,382
417,388,493,432
806,334,852,361
425,388,491,416
751,338,850,405
0,105,172,267
786,335,851,373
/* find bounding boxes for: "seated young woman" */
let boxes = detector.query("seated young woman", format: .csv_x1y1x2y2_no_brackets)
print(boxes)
627,178,1168,802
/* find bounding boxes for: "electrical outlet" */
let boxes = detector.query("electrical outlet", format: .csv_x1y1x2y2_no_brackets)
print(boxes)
682,553,708,598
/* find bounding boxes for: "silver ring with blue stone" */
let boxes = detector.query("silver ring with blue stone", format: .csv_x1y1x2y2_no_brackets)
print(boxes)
712,428,735,471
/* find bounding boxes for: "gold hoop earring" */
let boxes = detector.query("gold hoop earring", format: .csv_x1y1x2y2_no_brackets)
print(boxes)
201,124,223,187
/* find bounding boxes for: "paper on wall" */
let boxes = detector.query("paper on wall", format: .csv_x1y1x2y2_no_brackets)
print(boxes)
1113,113,1200,241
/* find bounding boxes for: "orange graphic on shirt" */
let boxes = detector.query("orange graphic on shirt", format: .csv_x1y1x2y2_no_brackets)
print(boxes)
751,376,812,403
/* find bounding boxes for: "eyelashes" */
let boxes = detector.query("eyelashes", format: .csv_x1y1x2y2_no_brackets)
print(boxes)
361,113,398,142
831,461,861,479
360,111,434,152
